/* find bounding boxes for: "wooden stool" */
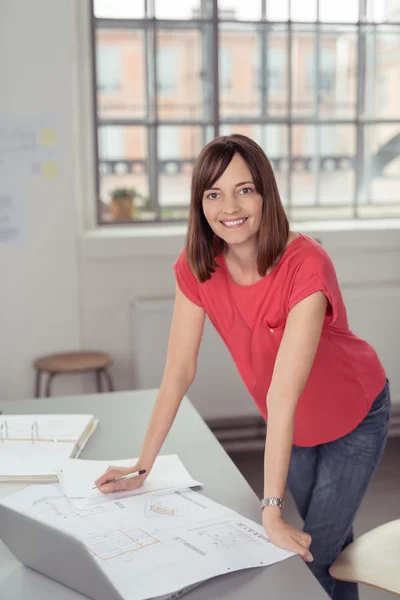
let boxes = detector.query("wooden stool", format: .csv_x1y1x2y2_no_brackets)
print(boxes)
329,519,400,596
33,351,114,398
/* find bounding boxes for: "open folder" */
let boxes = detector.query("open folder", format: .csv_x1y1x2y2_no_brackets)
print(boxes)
0,414,98,482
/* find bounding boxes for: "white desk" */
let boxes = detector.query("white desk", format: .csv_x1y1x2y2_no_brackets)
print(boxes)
0,390,328,599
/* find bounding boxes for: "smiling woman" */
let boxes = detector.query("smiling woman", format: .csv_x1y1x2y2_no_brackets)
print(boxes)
187,135,289,283
96,134,389,600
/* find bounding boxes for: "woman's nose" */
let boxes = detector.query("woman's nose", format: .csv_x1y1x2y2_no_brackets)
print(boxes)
221,194,239,214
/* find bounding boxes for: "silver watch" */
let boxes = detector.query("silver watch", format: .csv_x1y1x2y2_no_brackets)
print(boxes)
261,497,284,511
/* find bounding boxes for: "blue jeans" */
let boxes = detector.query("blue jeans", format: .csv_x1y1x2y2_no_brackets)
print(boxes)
287,381,391,599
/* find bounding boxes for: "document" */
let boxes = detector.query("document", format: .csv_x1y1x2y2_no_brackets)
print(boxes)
0,414,98,480
57,454,203,509
1,484,294,600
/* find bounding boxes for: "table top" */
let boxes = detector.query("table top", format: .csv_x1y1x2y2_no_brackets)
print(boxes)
0,390,328,599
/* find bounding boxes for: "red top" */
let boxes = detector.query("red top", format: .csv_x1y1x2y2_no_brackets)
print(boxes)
174,234,386,446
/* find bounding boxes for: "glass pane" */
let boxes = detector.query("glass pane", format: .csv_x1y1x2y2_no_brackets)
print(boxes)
363,125,400,210
220,24,261,118
156,29,207,120
291,125,355,219
366,0,399,22
219,0,263,20
291,26,316,116
319,1,359,22
265,25,289,116
252,125,289,205
318,125,356,204
155,0,207,19
365,27,400,119
319,27,357,118
291,0,317,22
266,0,289,21
94,0,145,19
96,29,146,120
98,126,149,223
158,126,203,220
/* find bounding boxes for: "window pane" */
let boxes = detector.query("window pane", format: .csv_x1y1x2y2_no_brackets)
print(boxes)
265,26,289,116
158,126,204,220
155,0,207,19
291,125,355,220
365,27,400,119
220,24,261,118
251,125,289,204
219,0,263,20
291,0,317,22
156,29,208,120
366,0,400,22
319,1,359,22
362,125,400,215
319,27,357,118
291,26,316,116
266,0,289,21
94,0,145,19
96,29,146,119
98,126,149,222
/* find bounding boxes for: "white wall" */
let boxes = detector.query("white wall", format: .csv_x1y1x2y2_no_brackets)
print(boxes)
0,1,399,438
0,0,82,399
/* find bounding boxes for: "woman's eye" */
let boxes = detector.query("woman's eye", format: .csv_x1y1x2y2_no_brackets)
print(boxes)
240,187,253,195
207,192,219,199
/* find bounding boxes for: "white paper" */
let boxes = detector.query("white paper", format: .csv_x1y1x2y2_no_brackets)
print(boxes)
0,114,59,177
0,414,95,478
58,454,203,509
1,484,294,600
0,184,23,245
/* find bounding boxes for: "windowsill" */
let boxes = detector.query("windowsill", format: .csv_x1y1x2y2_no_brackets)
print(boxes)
83,217,400,240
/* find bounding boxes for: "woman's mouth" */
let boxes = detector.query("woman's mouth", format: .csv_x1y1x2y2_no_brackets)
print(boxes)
220,217,248,229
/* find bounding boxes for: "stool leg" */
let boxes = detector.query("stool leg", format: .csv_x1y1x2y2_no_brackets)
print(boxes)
102,368,114,392
45,373,56,397
95,369,103,393
35,369,42,398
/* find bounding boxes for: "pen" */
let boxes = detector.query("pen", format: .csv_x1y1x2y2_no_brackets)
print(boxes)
92,469,146,490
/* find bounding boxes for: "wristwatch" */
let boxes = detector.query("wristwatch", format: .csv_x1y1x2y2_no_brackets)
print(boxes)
261,497,284,511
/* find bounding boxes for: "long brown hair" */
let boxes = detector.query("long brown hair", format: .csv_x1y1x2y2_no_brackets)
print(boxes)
186,134,289,283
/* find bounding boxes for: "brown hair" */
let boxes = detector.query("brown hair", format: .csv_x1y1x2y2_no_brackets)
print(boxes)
186,134,289,283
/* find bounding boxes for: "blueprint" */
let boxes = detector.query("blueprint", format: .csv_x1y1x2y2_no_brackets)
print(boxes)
1,484,294,600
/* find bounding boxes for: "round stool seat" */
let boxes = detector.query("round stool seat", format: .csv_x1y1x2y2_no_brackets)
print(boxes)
33,351,114,397
34,352,112,374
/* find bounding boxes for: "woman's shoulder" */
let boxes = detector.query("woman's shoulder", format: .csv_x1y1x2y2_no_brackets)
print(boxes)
287,234,334,272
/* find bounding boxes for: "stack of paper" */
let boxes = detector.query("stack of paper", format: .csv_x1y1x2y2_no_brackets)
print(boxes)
0,483,294,600
57,454,203,509
0,414,98,482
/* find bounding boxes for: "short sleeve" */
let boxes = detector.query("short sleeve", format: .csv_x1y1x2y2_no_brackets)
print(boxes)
287,251,339,324
173,250,203,307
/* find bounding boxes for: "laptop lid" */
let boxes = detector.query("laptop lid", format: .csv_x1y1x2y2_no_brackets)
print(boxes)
0,503,123,600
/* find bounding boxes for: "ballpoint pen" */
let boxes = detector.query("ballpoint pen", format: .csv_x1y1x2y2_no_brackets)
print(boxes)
92,469,146,490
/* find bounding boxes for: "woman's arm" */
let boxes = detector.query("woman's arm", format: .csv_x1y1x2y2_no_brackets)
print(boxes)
95,285,205,492
262,291,327,560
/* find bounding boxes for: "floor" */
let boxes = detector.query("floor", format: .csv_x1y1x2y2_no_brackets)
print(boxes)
231,437,400,600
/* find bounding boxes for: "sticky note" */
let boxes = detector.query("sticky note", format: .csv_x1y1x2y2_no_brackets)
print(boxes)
41,162,58,179
40,128,57,145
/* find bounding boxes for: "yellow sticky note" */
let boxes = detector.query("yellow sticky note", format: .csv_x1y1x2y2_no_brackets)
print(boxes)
40,128,57,145
41,162,58,179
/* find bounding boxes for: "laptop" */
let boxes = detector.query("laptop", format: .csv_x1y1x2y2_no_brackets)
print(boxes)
0,503,203,600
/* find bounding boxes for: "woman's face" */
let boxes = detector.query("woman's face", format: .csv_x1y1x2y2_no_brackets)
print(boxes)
202,153,263,248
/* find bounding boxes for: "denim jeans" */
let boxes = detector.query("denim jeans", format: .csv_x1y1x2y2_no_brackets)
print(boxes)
287,380,391,600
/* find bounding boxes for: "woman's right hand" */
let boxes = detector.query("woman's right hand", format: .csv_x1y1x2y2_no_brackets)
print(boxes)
94,463,148,494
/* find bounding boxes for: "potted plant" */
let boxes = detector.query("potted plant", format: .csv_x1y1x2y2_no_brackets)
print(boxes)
109,188,143,221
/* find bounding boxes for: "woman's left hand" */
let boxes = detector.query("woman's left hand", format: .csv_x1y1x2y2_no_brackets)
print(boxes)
262,512,314,563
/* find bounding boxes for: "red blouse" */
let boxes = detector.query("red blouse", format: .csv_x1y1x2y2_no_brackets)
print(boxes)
174,234,386,446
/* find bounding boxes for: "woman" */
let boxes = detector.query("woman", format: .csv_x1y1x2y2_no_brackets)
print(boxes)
95,135,390,600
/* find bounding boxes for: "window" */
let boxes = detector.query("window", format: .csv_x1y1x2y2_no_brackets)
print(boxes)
157,47,179,94
96,45,121,93
93,1,400,223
